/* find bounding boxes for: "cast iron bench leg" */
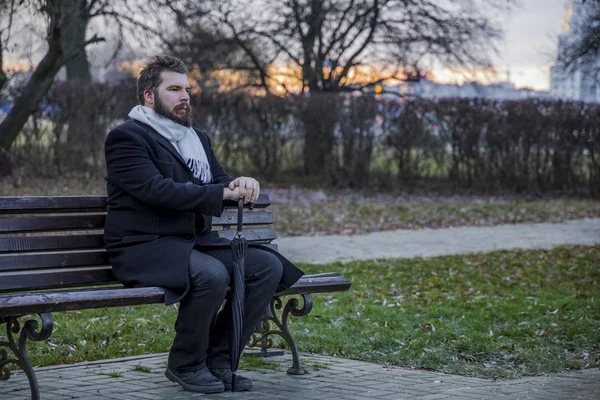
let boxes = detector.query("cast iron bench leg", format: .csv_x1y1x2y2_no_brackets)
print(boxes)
1,314,54,400
250,294,313,375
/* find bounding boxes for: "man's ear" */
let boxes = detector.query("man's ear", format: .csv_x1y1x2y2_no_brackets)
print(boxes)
143,90,154,106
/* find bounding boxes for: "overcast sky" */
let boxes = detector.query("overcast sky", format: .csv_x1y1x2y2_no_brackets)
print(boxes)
490,0,569,90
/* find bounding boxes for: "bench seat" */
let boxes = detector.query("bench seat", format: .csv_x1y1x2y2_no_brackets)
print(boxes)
0,273,351,317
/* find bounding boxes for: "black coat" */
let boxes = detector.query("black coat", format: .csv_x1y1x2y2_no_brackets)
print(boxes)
104,120,304,304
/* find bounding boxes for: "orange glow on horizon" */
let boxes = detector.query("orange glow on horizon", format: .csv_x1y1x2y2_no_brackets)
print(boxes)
429,67,550,91
3,57,551,93
3,57,33,73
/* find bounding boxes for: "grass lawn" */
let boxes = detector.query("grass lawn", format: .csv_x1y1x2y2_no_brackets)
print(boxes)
12,245,599,380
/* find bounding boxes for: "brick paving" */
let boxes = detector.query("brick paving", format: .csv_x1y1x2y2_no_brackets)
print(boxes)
2,351,598,399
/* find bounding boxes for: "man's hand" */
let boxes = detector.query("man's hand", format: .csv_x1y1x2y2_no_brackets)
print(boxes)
223,187,241,201
228,177,260,204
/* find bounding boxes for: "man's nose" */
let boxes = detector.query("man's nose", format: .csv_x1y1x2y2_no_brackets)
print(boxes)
180,91,190,102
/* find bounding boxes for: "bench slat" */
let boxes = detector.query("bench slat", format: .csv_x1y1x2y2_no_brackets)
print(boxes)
217,227,276,242
0,193,271,214
0,250,108,272
0,274,351,316
0,267,116,292
0,286,164,316
212,211,273,226
222,193,270,209
0,196,107,214
0,214,106,233
0,211,272,233
0,234,105,253
0,243,276,273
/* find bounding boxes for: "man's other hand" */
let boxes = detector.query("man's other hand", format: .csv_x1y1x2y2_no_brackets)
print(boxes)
228,177,260,203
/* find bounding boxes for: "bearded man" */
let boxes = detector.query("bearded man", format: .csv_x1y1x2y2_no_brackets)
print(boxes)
104,55,303,394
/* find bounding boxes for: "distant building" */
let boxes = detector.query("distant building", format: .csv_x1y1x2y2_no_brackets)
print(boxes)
550,0,600,103
382,77,550,102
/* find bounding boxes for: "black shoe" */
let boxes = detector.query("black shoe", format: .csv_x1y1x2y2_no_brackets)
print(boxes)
209,367,253,391
165,366,225,393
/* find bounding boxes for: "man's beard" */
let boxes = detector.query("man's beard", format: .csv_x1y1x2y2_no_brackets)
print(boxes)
153,91,193,127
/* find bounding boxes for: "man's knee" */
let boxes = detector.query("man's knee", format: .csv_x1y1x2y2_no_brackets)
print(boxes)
252,250,283,284
268,254,284,283
189,253,230,294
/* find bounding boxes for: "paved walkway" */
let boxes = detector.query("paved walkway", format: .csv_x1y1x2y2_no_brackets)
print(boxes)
277,218,600,264
3,219,600,399
3,351,599,400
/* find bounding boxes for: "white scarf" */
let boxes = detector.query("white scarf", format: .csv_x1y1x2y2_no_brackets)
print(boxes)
128,105,212,183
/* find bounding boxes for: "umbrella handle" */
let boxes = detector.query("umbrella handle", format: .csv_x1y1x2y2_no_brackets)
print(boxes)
237,198,244,236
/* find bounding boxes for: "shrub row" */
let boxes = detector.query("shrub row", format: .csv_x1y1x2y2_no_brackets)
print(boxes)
7,81,599,195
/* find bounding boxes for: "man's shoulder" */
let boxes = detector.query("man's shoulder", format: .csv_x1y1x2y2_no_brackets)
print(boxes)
107,120,156,141
110,119,146,134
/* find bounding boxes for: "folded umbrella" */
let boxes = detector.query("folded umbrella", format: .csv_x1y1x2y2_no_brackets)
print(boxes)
229,198,247,391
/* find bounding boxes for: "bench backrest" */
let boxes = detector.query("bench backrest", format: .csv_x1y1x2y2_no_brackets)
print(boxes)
0,194,276,294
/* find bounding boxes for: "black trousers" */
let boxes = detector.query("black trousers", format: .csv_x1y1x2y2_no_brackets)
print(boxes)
168,247,283,372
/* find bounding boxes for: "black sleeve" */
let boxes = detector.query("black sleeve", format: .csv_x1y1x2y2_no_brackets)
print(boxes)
105,127,225,216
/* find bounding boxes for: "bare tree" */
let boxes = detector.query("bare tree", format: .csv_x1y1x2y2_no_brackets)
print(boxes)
165,21,258,95
170,0,515,175
172,0,514,93
0,1,105,164
0,0,209,163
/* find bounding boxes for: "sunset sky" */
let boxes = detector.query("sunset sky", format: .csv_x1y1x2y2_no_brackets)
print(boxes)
2,0,571,92
477,0,568,91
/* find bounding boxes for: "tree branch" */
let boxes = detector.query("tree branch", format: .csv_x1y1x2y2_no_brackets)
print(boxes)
335,1,380,85
221,14,271,93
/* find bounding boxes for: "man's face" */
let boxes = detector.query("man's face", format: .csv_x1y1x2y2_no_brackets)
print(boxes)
147,71,192,127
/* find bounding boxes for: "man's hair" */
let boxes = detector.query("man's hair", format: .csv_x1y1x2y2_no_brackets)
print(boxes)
137,55,188,105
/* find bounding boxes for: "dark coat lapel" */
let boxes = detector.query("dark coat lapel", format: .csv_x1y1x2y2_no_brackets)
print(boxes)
132,120,188,169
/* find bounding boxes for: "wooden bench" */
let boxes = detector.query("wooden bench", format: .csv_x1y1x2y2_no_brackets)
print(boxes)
0,194,351,400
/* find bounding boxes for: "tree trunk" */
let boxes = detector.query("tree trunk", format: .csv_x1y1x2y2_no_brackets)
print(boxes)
63,55,93,171
303,120,334,176
63,0,92,81
61,0,92,169
301,94,337,177
65,51,92,81
0,47,64,162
